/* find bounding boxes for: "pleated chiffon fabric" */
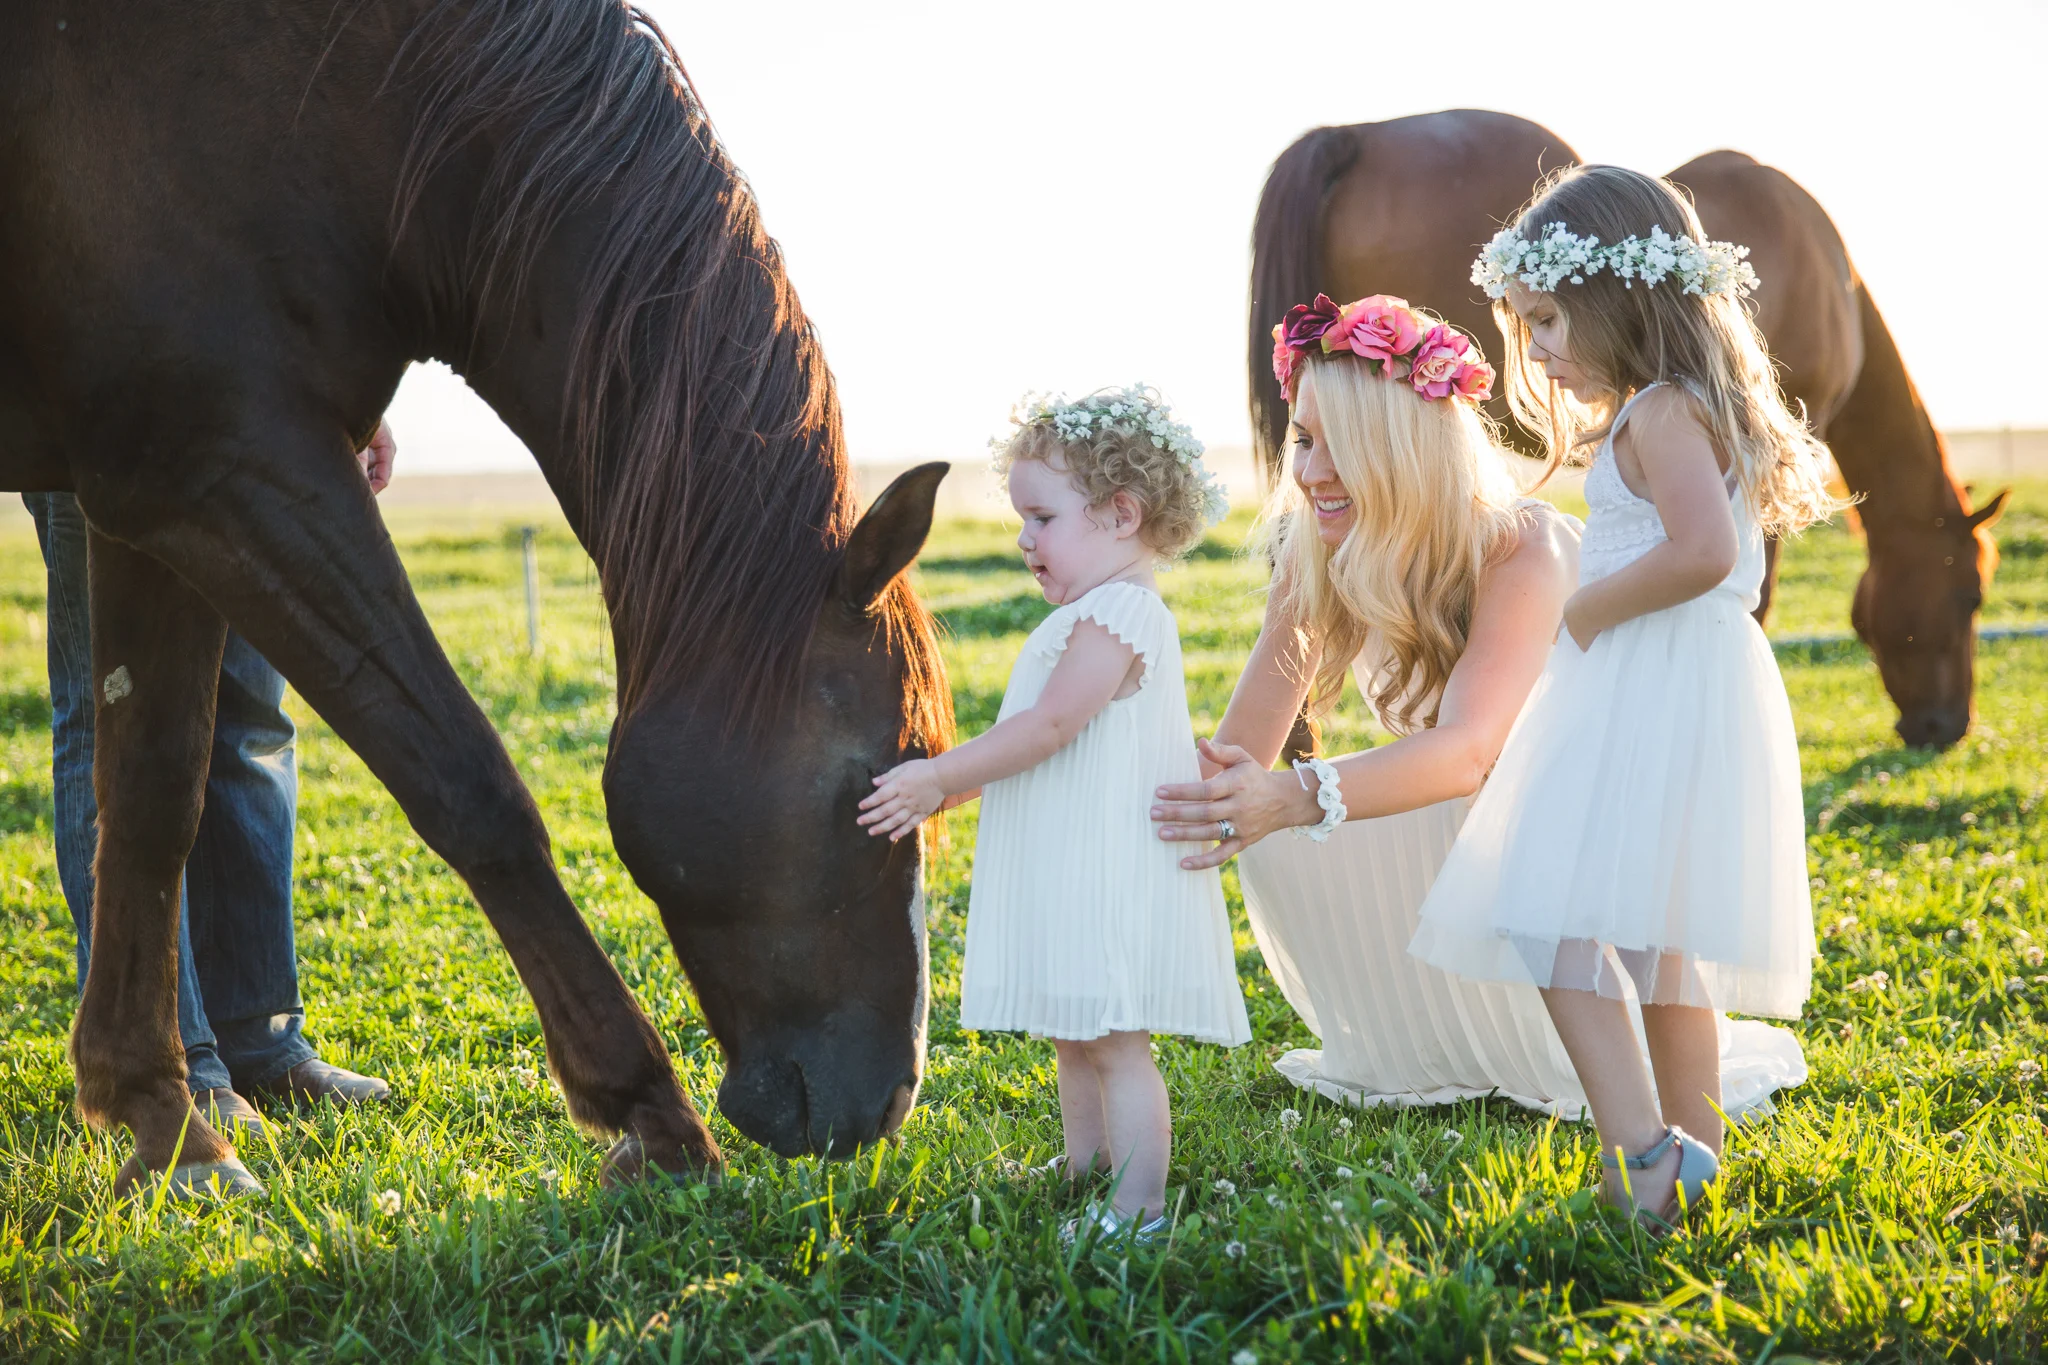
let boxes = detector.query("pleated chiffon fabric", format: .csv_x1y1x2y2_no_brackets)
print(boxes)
959,581,1251,1046
1242,796,1808,1119
1410,384,1816,1019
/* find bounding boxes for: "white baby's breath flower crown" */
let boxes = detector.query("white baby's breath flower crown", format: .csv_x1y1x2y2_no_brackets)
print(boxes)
994,384,1230,528
1472,222,1759,302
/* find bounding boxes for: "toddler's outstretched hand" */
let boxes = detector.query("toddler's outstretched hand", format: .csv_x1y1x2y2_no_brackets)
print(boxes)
859,760,946,841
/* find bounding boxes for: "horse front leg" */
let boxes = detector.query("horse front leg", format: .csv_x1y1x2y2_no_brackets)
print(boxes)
112,456,718,1183
70,532,260,1196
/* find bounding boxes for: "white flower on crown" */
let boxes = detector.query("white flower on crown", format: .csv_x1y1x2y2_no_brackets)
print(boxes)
996,384,1230,529
1471,222,1758,302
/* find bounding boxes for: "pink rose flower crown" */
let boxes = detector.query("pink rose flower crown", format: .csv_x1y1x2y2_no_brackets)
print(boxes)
1271,294,1495,406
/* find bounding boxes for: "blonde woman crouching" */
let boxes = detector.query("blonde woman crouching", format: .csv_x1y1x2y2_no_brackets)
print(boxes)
1149,294,1806,1147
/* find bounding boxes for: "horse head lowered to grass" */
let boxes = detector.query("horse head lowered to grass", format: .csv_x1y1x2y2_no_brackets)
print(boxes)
0,0,950,1190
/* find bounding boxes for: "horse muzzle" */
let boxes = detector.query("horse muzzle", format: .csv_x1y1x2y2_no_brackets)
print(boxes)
1895,704,1969,750
715,1017,920,1158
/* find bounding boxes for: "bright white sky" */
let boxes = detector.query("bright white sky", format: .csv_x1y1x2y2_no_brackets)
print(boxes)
389,0,2048,472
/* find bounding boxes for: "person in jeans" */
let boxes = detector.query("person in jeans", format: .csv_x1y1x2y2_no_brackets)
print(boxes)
32,423,400,1136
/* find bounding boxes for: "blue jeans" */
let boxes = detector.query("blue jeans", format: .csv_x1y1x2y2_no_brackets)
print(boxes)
28,493,315,1094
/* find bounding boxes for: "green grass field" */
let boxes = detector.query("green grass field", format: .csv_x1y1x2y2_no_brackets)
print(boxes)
2,483,2045,1363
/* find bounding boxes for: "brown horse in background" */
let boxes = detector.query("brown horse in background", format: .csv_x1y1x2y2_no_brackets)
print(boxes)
1249,111,2005,747
2,0,952,1195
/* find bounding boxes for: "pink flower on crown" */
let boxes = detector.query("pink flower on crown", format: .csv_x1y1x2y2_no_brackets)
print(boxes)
1280,294,1343,353
1329,295,1426,379
1272,324,1301,398
1453,358,1496,402
1409,324,1482,400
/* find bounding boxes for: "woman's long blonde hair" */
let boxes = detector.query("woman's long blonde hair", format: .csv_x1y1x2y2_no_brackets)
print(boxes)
1261,353,1526,735
1495,166,1842,537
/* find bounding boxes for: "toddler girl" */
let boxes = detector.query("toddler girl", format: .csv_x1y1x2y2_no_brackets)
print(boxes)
861,386,1248,1239
1412,166,1839,1226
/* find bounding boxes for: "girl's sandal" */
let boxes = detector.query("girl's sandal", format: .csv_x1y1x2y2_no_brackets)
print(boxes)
1600,1125,1718,1234
1058,1203,1170,1248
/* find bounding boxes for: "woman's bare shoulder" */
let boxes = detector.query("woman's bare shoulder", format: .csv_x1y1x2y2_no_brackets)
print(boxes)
1484,501,1578,597
1510,500,1580,561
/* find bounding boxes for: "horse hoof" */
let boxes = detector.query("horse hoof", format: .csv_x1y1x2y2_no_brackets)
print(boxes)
599,1134,720,1189
114,1154,266,1201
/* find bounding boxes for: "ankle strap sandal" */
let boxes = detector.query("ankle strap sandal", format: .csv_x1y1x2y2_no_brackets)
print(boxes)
1600,1125,1719,1230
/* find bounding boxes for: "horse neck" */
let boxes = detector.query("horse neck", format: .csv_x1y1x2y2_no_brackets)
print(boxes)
391,13,858,720
1825,284,1966,532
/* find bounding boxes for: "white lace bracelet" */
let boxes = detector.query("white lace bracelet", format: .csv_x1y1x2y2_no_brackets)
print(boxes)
1290,757,1347,842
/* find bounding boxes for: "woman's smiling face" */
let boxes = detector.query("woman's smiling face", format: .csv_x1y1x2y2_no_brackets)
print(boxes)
1290,372,1355,548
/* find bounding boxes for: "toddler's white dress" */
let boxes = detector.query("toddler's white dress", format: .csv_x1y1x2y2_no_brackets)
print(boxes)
959,580,1252,1045
1410,383,1815,1018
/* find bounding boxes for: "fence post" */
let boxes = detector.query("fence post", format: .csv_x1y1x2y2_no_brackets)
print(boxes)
521,525,540,656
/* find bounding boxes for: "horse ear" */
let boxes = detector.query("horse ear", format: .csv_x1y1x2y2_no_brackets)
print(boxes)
1965,488,2010,533
838,461,950,611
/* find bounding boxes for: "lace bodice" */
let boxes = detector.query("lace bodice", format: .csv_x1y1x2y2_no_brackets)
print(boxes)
1577,384,1765,612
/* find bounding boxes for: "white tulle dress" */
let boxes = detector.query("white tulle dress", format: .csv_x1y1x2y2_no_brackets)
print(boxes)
1410,383,1816,1019
959,580,1252,1046
1239,495,1808,1119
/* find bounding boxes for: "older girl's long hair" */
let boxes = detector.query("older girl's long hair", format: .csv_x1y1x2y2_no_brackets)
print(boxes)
1261,354,1526,735
1495,165,1841,537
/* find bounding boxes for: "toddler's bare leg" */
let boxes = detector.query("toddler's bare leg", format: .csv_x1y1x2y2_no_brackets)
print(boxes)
1540,986,1680,1213
1050,1038,1108,1178
1641,1002,1722,1155
1079,1031,1170,1223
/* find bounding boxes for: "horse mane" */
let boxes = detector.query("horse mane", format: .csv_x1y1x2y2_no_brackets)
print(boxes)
1248,125,1361,486
388,0,949,751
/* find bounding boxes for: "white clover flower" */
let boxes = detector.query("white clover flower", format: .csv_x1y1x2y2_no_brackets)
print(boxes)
1335,1166,1353,1179
1231,1351,1258,1365
2018,1059,2042,1080
2008,978,2027,994
1225,1241,1247,1259
1444,1130,1462,1147
1337,1117,1354,1133
1213,1178,1238,1197
1265,1191,1283,1208
373,1189,402,1216
1278,1109,1302,1132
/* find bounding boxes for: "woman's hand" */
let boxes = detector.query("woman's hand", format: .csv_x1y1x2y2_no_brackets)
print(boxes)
1150,737,1319,871
358,418,397,495
859,759,946,841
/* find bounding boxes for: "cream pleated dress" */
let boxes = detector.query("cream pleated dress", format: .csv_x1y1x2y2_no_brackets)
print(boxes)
1239,505,1806,1119
1410,383,1816,1019
959,580,1251,1046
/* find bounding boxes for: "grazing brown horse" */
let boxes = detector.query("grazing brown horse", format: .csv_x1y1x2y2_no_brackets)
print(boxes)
1249,111,2004,746
1,0,952,1195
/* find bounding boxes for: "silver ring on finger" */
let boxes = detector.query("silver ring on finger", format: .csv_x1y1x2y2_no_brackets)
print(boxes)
1217,819,1236,841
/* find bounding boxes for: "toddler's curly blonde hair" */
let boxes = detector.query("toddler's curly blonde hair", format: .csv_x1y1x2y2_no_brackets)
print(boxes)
990,386,1224,560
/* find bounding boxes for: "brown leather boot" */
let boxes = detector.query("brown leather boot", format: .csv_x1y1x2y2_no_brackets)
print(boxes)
249,1058,393,1106
194,1087,267,1139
